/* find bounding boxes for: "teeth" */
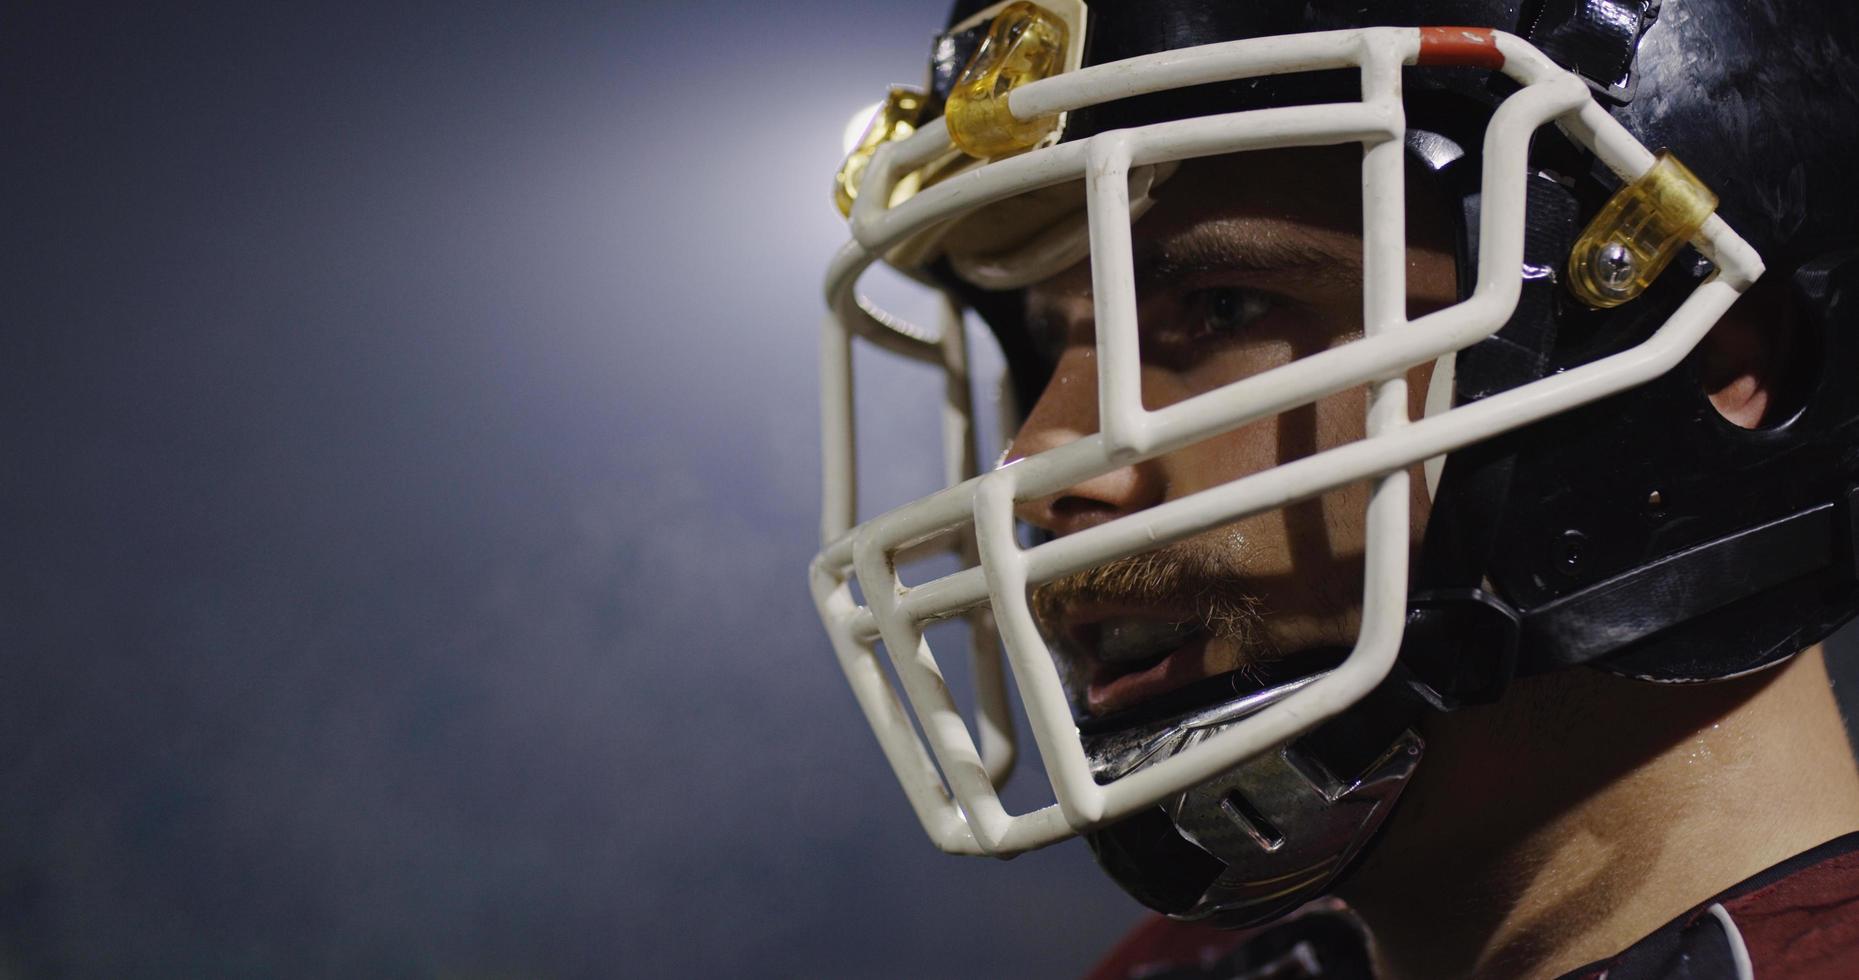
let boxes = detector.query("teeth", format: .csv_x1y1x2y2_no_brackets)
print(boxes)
1096,617,1197,664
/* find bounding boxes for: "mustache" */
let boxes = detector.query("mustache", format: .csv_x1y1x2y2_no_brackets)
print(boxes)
1029,530,1275,652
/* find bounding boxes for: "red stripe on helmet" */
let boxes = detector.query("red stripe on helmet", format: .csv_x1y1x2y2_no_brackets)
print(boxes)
1417,27,1505,69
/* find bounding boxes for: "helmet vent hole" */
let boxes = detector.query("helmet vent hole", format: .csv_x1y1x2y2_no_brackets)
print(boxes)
1698,274,1817,431
1220,791,1285,852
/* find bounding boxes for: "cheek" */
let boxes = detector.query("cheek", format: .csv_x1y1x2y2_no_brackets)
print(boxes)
1139,329,1434,548
1145,339,1378,496
1167,421,1278,497
1405,358,1436,538
1155,385,1379,574
1164,337,1301,406
1143,341,1302,495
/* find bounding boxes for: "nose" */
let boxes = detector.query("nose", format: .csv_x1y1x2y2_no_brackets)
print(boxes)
1007,344,1166,536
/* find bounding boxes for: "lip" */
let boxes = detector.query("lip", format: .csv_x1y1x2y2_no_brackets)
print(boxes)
1047,604,1221,717
1084,630,1211,716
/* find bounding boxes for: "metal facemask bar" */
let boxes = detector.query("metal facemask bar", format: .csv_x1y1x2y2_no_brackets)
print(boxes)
811,25,1763,858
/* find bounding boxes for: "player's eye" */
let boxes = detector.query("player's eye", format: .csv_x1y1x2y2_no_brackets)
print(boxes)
1193,287,1273,338
1142,286,1276,367
1133,285,1281,371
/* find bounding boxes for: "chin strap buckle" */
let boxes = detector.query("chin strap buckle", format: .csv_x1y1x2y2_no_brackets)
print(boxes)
1399,588,1522,710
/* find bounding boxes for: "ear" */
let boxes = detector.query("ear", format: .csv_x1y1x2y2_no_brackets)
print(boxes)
1698,277,1796,430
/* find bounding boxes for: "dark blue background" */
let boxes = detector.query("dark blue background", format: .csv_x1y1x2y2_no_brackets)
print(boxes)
0,3,1132,976
3,3,1855,977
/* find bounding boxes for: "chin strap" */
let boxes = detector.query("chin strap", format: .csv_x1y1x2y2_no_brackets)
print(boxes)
1400,487,1859,705
1083,675,1423,927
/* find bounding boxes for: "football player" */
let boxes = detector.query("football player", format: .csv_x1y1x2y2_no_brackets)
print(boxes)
812,1,1859,975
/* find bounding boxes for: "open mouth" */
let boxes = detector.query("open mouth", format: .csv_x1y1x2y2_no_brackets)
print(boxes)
1069,615,1213,717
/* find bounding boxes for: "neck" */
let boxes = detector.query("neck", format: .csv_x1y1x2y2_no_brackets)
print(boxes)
1341,645,1859,980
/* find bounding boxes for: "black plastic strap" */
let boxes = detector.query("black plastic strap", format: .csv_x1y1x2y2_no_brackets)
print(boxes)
1397,496,1859,704
1524,0,1661,101
1521,501,1844,674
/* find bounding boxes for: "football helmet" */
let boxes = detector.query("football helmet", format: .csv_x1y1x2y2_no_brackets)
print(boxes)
810,0,1859,925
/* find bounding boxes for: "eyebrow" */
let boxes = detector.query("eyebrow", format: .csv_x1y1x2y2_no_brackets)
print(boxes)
1023,217,1365,330
1131,219,1363,297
